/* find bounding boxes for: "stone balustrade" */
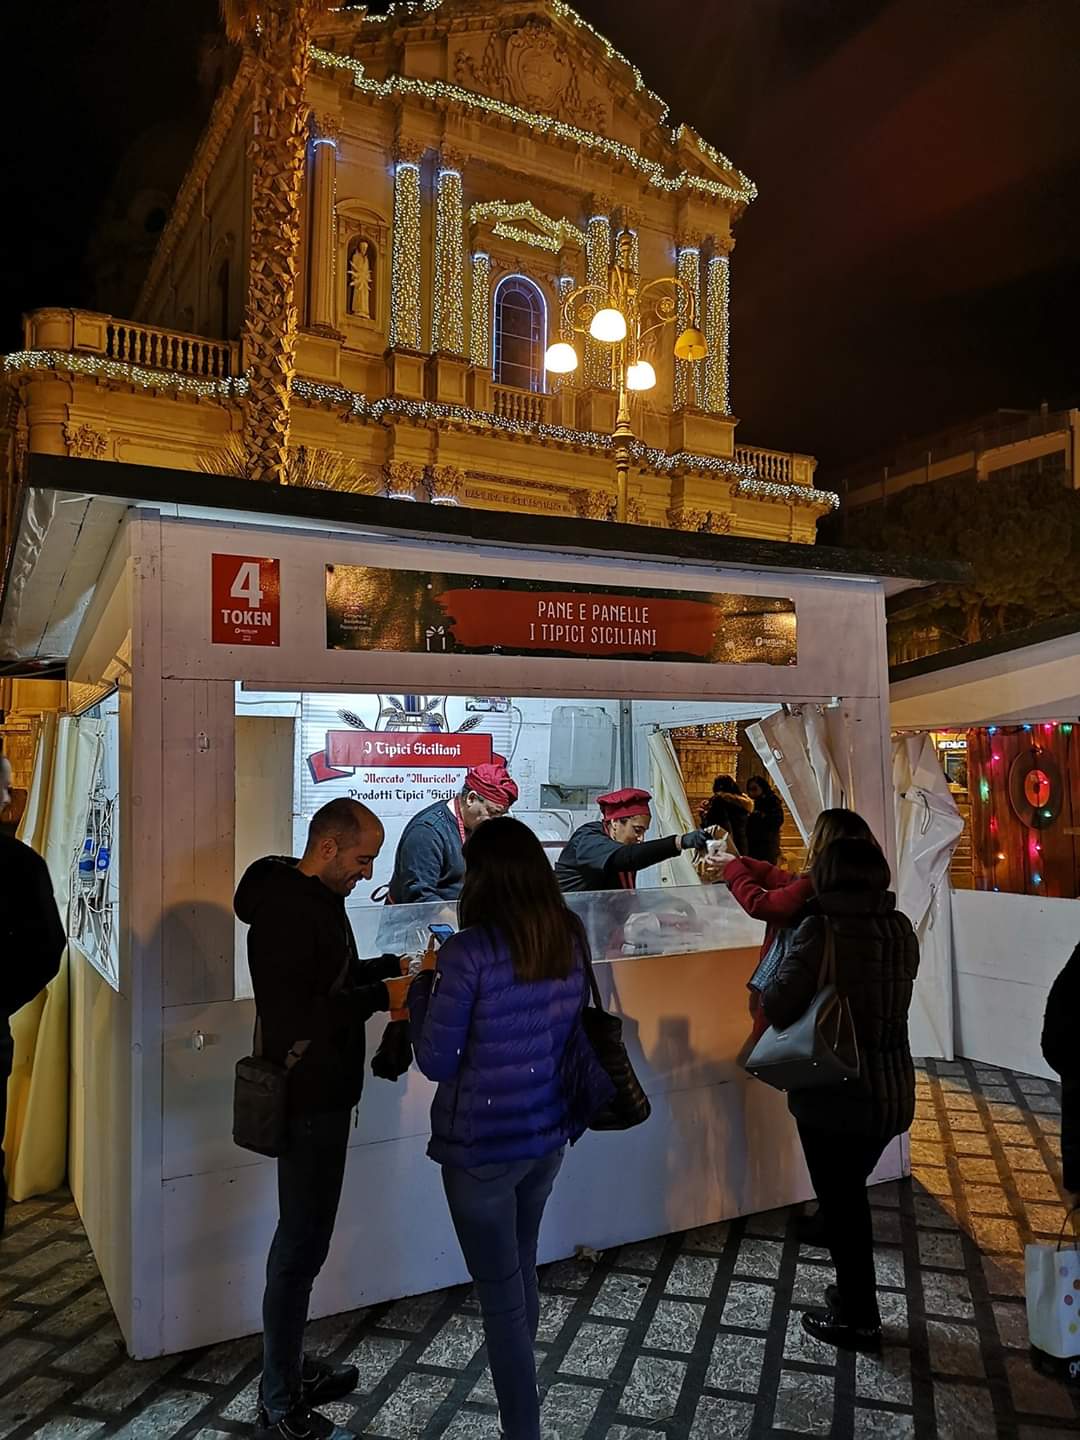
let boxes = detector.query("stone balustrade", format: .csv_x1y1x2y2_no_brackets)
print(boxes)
736,445,817,487
22,309,239,380
492,384,550,426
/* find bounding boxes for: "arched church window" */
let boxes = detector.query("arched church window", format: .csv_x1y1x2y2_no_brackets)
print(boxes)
493,275,546,392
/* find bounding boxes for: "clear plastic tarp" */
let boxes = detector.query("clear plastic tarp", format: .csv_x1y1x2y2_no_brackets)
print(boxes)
350,883,764,965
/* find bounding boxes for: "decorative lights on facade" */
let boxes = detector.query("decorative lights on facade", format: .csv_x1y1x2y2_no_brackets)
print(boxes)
704,251,731,416
470,253,492,368
390,160,422,350
432,166,465,354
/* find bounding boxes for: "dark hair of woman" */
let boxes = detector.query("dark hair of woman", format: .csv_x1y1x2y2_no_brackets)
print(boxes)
747,774,778,801
459,816,581,983
805,806,879,869
811,837,891,895
713,774,740,794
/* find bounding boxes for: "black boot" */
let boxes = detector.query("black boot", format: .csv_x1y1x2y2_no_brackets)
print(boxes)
794,1208,828,1247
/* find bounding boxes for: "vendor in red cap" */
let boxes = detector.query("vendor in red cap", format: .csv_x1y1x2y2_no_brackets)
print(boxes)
386,757,518,904
554,788,713,893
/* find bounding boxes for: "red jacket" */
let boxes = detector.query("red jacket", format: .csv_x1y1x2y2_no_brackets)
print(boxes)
724,856,814,964
725,856,814,1036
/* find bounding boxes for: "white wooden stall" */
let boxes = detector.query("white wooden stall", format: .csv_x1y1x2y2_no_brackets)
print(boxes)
0,458,948,1357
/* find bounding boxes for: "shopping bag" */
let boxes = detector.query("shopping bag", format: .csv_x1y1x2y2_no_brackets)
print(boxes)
1027,1210,1080,1381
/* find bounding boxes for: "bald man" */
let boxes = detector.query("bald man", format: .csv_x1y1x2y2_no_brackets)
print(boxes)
235,799,413,1440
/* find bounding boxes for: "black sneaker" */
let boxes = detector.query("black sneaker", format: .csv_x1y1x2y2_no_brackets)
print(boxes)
255,1403,352,1440
802,1306,882,1353
301,1357,359,1406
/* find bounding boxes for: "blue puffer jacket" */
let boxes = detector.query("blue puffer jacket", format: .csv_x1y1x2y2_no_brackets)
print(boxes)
408,924,588,1167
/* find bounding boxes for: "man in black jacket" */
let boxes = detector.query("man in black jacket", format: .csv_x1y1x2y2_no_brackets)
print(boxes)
1,753,66,1234
555,788,711,892
235,798,411,1440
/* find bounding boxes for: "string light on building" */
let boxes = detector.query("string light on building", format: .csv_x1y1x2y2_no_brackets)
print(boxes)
432,166,465,354
585,216,613,388
704,251,731,415
309,47,756,207
673,247,702,410
470,252,491,368
469,201,587,254
390,160,422,350
0,350,839,513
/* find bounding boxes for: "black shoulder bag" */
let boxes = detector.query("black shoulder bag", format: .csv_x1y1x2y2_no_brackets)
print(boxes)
233,951,351,1157
580,955,652,1131
744,921,861,1093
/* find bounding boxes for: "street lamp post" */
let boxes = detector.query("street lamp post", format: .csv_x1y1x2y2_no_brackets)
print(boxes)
544,231,708,523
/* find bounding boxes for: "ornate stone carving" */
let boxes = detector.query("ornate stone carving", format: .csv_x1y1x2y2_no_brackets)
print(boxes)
64,422,109,460
384,460,423,498
310,111,340,144
455,22,609,133
626,497,647,526
707,510,733,534
575,489,613,522
426,464,465,504
394,135,425,166
667,505,710,533
438,145,467,175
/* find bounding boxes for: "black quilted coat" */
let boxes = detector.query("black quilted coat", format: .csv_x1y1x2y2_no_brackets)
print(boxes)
761,890,920,1139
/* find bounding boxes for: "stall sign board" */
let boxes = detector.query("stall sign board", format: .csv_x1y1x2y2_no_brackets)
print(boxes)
326,565,796,665
212,554,281,646
327,731,492,769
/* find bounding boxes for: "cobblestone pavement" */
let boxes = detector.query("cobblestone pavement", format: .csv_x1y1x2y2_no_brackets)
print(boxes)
2,1060,1079,1439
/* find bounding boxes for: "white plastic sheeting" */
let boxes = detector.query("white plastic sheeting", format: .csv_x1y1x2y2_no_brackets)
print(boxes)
892,734,964,1060
745,705,851,842
646,729,701,888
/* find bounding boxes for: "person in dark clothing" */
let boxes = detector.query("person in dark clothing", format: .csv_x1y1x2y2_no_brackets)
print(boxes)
1,755,66,1234
235,798,412,1440
1042,941,1080,1205
745,774,785,863
386,758,518,903
760,837,919,1353
410,817,610,1440
700,775,752,855
555,788,712,892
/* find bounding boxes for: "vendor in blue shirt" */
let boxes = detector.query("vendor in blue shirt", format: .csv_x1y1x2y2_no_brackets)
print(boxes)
555,788,711,892
386,758,518,903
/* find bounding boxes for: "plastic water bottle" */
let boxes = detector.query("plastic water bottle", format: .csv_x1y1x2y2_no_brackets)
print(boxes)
78,831,96,891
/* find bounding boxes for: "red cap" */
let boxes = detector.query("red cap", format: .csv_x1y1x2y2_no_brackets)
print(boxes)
597,788,652,820
465,755,518,809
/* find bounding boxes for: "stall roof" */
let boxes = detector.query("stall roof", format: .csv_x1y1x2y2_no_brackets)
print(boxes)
1,453,969,676
890,612,1080,729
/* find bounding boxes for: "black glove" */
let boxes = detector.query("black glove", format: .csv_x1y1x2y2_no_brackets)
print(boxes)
681,828,711,851
370,1018,413,1082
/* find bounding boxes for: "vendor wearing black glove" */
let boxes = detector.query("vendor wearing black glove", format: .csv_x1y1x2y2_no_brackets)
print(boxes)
555,788,712,892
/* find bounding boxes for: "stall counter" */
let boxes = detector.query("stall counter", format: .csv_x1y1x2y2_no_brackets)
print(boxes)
159,885,907,1353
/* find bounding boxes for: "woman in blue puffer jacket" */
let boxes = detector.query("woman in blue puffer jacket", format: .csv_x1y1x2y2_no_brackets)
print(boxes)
408,816,596,1440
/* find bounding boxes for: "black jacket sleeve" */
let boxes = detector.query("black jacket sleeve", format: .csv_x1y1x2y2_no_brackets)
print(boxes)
761,916,824,1031
573,828,680,879
1043,943,1080,1079
394,822,452,903
2,843,66,1015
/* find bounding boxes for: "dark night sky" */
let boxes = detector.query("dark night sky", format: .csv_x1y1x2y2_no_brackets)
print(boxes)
4,0,1078,475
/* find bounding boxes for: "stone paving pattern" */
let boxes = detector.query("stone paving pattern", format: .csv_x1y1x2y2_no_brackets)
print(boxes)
2,1060,1079,1438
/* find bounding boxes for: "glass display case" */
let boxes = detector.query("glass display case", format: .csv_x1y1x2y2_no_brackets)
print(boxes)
352,882,764,963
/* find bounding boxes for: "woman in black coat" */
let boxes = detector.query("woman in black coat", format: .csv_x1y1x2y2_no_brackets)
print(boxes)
745,775,785,863
1042,941,1080,1205
761,837,919,1352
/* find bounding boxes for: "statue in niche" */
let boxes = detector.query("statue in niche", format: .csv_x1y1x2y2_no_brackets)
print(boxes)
348,238,374,318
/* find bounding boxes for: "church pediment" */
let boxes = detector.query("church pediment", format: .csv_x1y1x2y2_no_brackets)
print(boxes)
452,17,613,135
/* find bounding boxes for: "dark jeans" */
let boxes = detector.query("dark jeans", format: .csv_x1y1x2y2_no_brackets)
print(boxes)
442,1150,564,1440
262,1109,351,1422
0,1020,12,1232
798,1121,889,1327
